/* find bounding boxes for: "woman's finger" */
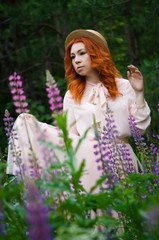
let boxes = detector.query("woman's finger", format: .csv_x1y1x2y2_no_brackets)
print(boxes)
128,65,139,71
127,70,131,79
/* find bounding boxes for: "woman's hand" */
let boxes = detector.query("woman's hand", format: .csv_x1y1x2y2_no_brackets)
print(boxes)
127,65,144,92
127,65,145,105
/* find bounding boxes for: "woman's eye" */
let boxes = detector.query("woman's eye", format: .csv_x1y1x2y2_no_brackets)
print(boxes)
70,52,86,59
80,52,86,55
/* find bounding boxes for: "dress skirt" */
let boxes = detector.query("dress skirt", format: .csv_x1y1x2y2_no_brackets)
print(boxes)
6,113,139,193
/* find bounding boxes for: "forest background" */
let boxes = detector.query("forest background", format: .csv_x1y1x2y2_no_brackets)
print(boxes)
0,0,159,157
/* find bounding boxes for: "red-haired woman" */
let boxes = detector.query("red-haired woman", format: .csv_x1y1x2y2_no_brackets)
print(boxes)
7,29,151,192
63,29,151,191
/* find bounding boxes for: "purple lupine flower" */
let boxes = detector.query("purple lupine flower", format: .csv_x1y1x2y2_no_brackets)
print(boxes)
29,166,42,180
0,201,6,236
152,162,159,184
37,128,60,178
8,72,29,114
3,109,24,177
3,109,14,141
149,135,159,161
3,109,18,152
106,230,117,240
128,114,145,147
150,143,159,160
26,183,52,240
26,151,42,180
150,105,159,184
144,205,159,233
46,70,63,125
93,127,118,190
106,232,111,240
150,136,159,184
128,114,152,172
94,104,134,190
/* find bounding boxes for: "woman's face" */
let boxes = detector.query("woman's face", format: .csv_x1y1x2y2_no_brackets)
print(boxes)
70,42,93,77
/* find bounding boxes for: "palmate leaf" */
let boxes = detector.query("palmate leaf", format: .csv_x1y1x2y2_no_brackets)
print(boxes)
59,196,82,215
97,218,119,233
46,162,66,170
89,175,107,194
38,138,66,153
56,112,72,148
74,127,91,153
83,191,113,211
3,175,17,187
55,112,77,172
72,159,86,189
40,181,72,195
54,223,105,240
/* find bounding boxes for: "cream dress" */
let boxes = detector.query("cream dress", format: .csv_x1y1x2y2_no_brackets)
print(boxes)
6,78,151,191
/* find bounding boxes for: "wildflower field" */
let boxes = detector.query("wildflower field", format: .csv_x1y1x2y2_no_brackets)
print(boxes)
0,71,159,240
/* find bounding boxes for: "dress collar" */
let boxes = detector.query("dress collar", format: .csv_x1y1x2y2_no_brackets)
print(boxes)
88,81,110,107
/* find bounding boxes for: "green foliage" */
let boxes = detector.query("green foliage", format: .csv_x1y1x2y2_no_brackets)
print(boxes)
140,57,159,133
54,224,105,240
1,111,159,239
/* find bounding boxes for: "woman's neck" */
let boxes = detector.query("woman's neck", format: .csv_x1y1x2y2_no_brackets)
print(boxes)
85,71,100,84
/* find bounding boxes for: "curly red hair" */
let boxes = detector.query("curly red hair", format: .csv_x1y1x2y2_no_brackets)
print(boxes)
65,37,122,104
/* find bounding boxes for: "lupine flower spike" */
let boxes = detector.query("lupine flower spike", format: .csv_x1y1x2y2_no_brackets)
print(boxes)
150,104,159,184
26,183,52,240
93,104,133,190
8,72,29,114
3,109,15,142
3,109,26,178
46,70,63,125
128,114,152,172
0,201,6,236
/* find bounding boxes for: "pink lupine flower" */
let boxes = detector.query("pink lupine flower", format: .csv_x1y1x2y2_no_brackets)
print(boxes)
20,95,26,101
11,88,16,94
16,75,21,80
17,88,24,95
8,75,14,81
9,81,15,86
17,80,23,87
55,96,62,101
46,70,63,125
16,108,22,114
13,95,19,100
21,102,28,108
30,166,42,180
8,72,29,114
14,102,21,107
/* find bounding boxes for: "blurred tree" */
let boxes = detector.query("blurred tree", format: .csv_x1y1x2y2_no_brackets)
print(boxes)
0,0,159,154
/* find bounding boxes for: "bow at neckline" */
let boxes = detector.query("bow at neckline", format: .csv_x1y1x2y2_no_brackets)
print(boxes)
88,82,110,108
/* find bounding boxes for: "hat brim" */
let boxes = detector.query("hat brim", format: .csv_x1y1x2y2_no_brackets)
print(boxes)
65,29,108,52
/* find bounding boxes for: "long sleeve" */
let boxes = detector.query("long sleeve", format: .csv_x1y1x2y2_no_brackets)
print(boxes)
63,79,151,139
63,91,79,135
125,79,151,133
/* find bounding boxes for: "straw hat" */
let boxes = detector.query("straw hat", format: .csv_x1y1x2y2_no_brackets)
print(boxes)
65,29,109,52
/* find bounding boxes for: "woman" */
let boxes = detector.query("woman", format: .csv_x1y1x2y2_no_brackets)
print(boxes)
7,29,151,191
63,29,151,190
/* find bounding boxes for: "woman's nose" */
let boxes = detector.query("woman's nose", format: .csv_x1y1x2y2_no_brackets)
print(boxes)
75,55,81,63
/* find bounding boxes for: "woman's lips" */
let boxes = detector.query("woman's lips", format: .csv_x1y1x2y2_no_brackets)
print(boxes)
77,66,84,71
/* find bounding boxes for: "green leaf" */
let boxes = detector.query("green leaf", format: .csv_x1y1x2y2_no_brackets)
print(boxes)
89,175,107,194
